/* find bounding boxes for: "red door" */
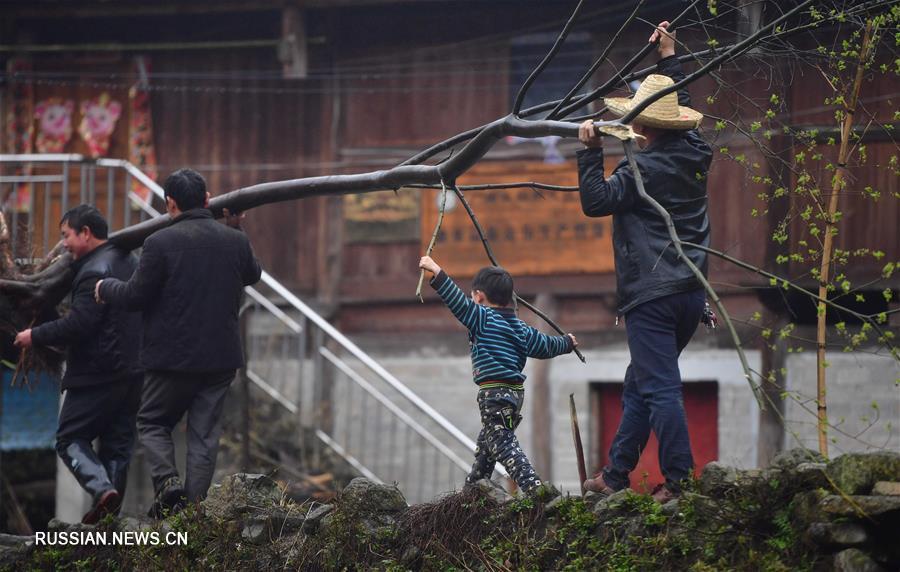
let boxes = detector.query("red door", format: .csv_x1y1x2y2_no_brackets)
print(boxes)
589,381,718,493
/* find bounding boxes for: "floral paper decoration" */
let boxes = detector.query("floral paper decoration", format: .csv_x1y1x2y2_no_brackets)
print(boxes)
34,98,74,153
4,58,34,212
78,92,122,158
128,58,158,205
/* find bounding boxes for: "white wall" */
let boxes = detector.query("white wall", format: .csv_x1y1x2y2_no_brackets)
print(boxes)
783,352,899,455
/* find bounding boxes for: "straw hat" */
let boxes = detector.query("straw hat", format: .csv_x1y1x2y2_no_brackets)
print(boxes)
604,74,702,130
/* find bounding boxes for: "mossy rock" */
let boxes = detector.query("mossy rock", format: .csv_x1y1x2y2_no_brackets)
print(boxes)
833,548,887,572
793,462,829,490
202,473,282,520
301,503,334,535
0,535,34,571
340,477,408,513
819,494,900,519
805,522,868,548
698,461,739,496
590,488,631,517
826,452,900,495
790,488,829,527
769,448,826,471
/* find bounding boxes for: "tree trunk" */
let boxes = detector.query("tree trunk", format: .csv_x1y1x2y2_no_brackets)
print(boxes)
758,309,787,466
529,293,557,481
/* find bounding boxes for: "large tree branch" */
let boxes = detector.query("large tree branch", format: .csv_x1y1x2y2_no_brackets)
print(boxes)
96,116,603,253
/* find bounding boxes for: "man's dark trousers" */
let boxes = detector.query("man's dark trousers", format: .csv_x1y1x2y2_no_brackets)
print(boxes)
602,288,705,492
56,374,143,499
138,370,235,502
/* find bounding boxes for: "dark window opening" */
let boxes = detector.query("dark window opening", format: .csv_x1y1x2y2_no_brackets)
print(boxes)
509,31,593,118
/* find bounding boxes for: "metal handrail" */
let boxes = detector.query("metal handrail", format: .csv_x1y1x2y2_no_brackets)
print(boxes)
320,346,472,473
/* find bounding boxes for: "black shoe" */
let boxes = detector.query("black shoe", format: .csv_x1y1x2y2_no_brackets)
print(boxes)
148,476,186,519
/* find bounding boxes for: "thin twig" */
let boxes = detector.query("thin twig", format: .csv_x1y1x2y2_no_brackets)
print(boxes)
417,179,449,303
620,0,818,124
682,241,898,360
554,0,703,118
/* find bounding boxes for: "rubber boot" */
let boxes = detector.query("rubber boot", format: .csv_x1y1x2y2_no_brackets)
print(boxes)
58,441,119,524
102,458,130,515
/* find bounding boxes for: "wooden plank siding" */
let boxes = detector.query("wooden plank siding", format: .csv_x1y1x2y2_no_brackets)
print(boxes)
148,48,329,293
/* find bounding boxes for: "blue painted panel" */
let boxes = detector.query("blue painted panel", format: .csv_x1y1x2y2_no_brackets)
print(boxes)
0,370,59,451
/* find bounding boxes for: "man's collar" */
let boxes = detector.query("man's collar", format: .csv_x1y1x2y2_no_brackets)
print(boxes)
71,241,111,269
642,129,681,152
172,208,213,223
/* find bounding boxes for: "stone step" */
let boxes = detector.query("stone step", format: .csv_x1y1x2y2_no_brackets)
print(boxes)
871,481,900,496
820,494,900,518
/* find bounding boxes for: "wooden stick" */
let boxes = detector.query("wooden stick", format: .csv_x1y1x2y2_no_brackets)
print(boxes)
2,475,33,535
569,393,587,495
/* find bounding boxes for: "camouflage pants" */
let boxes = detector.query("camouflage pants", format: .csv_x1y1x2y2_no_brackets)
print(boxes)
466,387,542,493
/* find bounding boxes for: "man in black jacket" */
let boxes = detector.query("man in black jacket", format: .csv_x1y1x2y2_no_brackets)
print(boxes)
15,205,142,524
578,22,711,503
96,168,261,516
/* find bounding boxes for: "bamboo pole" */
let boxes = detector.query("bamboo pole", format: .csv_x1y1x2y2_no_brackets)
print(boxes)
815,20,873,458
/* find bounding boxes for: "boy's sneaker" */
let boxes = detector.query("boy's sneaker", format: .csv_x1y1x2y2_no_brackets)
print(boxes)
148,476,187,518
582,472,617,496
82,489,121,524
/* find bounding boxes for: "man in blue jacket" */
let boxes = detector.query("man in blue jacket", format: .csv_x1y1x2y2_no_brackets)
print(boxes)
96,168,261,517
577,22,711,503
15,205,142,523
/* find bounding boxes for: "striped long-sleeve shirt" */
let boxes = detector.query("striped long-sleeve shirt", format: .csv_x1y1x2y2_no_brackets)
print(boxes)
430,270,574,388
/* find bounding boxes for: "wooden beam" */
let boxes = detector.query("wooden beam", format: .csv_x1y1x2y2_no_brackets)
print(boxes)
280,6,308,79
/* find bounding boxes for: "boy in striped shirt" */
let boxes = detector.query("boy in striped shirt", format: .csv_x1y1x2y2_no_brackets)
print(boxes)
419,255,578,494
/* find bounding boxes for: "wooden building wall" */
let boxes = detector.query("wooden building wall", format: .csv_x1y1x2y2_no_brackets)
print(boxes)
148,47,328,293
3,1,897,334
